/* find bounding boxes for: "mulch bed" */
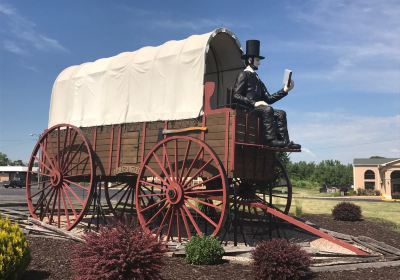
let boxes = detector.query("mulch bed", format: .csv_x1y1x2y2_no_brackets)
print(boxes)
23,215,400,280
303,214,400,249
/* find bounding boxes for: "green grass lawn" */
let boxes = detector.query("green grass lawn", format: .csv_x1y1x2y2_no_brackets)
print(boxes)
292,187,349,197
289,197,400,228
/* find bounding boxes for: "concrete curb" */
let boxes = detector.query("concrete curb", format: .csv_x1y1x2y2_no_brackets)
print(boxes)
311,260,400,272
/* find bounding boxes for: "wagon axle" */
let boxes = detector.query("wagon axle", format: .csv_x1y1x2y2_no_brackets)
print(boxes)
166,183,184,205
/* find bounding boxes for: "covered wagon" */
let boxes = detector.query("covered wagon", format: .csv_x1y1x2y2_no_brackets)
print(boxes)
24,28,368,255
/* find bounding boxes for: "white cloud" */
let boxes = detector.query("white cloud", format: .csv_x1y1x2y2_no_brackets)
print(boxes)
281,0,400,94
289,112,400,163
0,1,68,55
3,40,25,55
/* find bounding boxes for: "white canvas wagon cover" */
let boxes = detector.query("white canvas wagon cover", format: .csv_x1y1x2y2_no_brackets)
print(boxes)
48,28,243,128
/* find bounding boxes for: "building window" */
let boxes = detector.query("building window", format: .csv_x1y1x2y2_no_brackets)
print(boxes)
365,182,375,190
364,170,375,180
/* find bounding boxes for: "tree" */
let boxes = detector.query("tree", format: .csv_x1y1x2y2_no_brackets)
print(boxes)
287,159,353,189
12,160,25,166
0,152,10,166
0,152,26,166
277,152,290,168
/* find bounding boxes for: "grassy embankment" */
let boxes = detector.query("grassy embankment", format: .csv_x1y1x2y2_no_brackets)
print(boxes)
289,187,400,228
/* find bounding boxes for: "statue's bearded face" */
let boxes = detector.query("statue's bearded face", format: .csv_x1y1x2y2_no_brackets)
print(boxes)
253,57,261,68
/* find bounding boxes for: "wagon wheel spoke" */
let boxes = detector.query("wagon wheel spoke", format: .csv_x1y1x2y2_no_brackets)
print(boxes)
174,139,179,182
136,136,227,241
179,140,192,184
162,144,175,182
28,182,52,199
152,151,174,184
26,124,94,231
60,188,71,227
155,206,173,237
181,146,204,186
184,174,222,191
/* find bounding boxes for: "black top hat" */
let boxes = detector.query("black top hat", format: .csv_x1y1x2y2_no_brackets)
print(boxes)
242,40,265,60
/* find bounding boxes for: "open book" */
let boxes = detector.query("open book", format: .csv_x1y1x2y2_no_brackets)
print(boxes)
282,69,292,87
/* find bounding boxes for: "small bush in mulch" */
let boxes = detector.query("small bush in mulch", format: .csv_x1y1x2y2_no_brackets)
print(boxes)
251,238,311,280
332,202,362,221
71,224,166,280
185,235,225,265
0,216,31,280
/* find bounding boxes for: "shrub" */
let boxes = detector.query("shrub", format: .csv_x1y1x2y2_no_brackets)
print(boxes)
357,189,366,196
332,202,362,221
0,216,31,280
185,235,225,265
71,224,166,280
294,199,303,217
347,190,357,196
252,238,311,280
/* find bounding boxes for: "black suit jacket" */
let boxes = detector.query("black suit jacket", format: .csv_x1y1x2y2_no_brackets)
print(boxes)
232,70,287,108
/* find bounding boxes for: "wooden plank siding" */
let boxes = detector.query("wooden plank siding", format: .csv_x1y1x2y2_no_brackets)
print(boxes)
45,108,276,181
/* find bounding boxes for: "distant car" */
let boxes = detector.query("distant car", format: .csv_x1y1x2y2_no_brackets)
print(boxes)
3,180,25,188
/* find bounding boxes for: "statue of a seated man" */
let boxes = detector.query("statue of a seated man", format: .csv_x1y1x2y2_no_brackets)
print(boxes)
233,40,301,149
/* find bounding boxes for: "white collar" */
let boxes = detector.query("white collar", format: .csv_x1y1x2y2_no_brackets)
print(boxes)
244,65,255,73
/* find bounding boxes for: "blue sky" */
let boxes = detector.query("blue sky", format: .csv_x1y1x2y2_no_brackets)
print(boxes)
0,0,399,164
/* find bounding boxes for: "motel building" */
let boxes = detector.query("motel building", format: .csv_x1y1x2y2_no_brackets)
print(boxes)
353,158,400,200
0,166,38,187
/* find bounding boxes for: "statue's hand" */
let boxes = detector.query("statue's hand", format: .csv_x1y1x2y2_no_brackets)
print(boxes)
284,79,295,93
254,101,268,107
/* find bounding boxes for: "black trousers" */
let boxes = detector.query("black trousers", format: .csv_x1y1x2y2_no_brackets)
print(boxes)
253,105,289,142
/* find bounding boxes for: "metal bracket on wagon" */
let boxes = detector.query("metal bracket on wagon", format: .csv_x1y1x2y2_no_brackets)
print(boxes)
162,126,207,135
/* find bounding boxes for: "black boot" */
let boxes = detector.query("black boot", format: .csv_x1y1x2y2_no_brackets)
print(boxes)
287,141,301,149
274,111,301,149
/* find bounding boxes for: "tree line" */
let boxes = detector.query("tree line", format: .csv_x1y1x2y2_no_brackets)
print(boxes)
0,152,25,166
279,153,353,189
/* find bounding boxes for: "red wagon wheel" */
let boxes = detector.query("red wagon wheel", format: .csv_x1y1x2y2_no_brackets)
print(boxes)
26,124,94,231
135,136,228,242
232,158,292,216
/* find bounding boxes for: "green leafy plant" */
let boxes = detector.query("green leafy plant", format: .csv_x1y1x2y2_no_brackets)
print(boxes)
0,216,31,280
294,199,303,217
185,235,225,265
71,224,166,280
332,202,362,221
347,190,357,196
252,238,311,280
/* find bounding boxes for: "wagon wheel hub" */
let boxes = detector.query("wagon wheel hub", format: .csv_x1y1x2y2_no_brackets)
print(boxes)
166,182,183,205
50,169,63,187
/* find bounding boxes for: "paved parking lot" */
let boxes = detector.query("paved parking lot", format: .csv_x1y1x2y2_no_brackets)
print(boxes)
0,183,26,205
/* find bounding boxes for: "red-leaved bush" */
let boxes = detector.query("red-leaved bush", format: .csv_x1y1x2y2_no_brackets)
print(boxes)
252,238,311,280
71,224,166,280
332,202,362,221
